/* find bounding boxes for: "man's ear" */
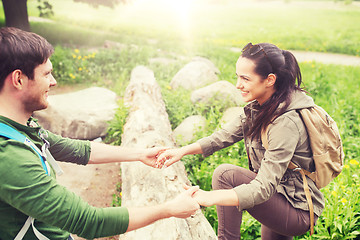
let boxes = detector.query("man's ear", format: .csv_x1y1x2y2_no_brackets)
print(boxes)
266,73,276,88
10,70,25,90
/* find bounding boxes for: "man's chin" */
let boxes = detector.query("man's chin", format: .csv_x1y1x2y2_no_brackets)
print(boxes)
32,104,48,112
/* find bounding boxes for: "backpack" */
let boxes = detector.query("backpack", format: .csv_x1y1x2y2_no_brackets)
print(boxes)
261,105,344,235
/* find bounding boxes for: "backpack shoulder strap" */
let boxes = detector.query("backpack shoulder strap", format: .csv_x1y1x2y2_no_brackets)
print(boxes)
0,122,27,143
1,123,55,240
0,122,49,175
0,122,64,175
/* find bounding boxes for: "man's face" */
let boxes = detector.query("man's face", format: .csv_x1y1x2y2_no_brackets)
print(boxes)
22,58,57,113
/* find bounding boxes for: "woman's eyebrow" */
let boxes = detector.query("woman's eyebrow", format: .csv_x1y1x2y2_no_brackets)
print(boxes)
237,73,250,79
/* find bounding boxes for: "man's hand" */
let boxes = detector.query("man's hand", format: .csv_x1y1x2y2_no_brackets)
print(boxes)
126,185,200,232
184,185,239,207
183,185,213,207
140,147,168,168
165,185,200,218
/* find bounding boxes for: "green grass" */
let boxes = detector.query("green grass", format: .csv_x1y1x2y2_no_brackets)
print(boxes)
1,0,360,238
2,0,360,55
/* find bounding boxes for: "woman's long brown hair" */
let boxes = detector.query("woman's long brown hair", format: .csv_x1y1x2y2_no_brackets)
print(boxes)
241,43,303,139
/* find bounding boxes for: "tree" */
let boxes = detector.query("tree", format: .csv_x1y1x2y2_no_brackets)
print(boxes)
1,0,126,31
2,0,30,31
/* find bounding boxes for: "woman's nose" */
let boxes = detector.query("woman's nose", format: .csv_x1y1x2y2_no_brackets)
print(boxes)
236,79,243,89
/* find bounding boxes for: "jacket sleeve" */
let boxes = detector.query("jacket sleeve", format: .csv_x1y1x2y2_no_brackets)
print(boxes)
46,131,91,165
0,141,129,238
233,115,300,210
197,115,245,157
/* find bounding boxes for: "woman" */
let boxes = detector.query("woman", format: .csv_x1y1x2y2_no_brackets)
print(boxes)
156,43,324,239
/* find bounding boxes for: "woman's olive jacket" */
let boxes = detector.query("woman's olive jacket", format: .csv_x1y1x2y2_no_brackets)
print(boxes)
198,90,324,216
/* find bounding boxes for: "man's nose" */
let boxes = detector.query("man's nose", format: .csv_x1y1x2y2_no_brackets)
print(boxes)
50,75,57,86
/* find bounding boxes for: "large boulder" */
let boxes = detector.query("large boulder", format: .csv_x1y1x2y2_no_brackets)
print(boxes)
191,80,244,106
219,107,245,128
120,66,216,240
170,58,219,90
33,87,118,140
192,56,220,75
173,115,206,146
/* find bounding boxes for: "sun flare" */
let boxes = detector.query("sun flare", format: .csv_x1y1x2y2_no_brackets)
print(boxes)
125,0,196,39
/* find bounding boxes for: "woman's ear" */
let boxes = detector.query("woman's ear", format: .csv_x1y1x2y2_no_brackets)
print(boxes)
266,73,276,88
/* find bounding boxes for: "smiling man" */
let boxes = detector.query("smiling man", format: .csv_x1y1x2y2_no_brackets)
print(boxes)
0,27,200,240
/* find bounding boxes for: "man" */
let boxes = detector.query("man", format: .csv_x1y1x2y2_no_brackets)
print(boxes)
0,27,200,239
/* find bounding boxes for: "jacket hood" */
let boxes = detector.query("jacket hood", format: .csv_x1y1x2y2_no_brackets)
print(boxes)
285,90,315,112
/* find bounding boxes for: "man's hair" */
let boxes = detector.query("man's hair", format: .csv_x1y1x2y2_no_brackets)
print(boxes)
0,27,54,90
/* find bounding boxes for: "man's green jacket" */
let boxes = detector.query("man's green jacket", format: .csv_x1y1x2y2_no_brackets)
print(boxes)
0,116,129,239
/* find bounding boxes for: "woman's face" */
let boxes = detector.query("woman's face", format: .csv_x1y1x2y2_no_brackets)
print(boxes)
235,56,274,105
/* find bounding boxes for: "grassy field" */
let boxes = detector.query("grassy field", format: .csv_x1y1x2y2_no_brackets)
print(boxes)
1,0,360,239
2,0,360,54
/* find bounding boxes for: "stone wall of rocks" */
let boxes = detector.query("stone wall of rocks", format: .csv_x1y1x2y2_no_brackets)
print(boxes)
169,57,245,146
33,55,245,239
119,66,216,240
33,87,118,140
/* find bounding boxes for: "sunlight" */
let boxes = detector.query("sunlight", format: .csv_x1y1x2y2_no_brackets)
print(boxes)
165,0,194,40
123,0,196,40
161,0,193,25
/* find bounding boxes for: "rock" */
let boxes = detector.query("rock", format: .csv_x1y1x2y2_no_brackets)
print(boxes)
103,40,127,50
192,56,220,74
220,107,244,128
148,57,178,65
120,66,216,240
103,40,139,51
191,80,244,106
173,115,206,145
33,87,118,140
170,59,219,90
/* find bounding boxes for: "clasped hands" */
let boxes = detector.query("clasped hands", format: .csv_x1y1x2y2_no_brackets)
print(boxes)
154,148,182,169
139,147,182,169
139,147,212,210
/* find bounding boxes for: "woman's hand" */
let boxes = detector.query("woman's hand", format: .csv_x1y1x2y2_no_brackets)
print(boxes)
164,185,200,218
155,143,203,169
184,185,213,207
184,185,239,207
140,147,169,168
155,148,184,168
126,185,200,232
